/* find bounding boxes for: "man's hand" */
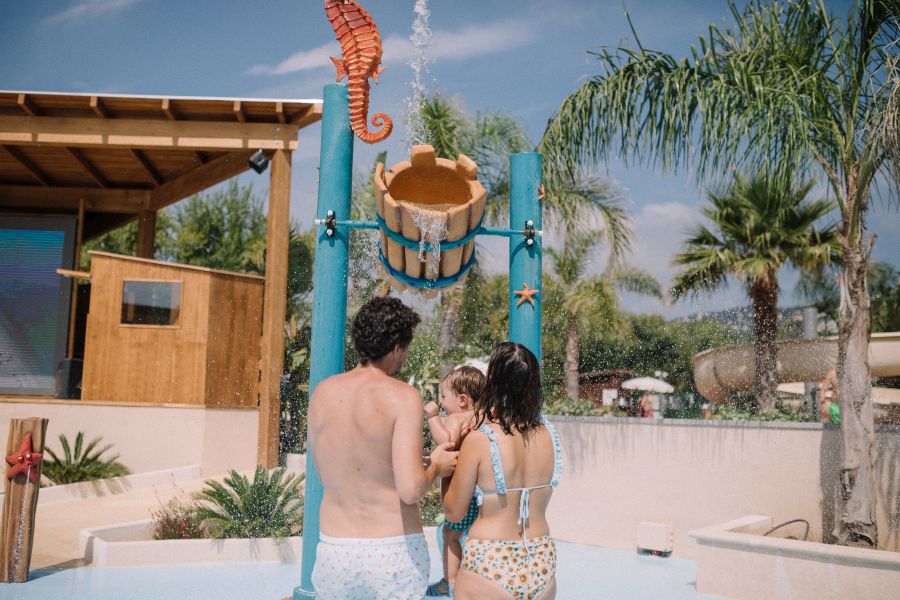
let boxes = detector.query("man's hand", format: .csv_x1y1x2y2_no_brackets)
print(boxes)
429,442,458,478
424,401,440,419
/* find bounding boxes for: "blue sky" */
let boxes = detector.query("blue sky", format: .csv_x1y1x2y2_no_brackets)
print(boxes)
1,0,896,318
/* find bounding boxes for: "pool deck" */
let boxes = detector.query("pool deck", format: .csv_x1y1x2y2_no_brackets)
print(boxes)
3,476,721,598
5,541,720,599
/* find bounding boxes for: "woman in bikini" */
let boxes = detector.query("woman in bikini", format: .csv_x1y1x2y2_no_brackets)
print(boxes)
444,342,563,599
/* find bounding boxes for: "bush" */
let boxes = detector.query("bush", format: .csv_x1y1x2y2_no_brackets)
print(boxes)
419,486,444,527
712,403,813,422
195,467,304,539
41,432,130,485
544,395,608,417
150,494,207,540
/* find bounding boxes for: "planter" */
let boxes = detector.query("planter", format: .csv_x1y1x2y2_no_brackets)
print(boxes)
0,465,201,506
79,519,301,567
690,515,900,600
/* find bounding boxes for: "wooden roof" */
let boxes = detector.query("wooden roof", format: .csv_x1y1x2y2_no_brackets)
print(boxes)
0,91,322,240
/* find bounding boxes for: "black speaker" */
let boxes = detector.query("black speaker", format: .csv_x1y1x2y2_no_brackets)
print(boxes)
55,359,83,399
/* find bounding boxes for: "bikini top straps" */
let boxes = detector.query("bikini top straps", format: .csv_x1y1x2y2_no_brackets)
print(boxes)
540,414,564,487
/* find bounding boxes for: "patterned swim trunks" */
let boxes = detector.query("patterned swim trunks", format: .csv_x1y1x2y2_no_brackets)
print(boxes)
445,495,479,532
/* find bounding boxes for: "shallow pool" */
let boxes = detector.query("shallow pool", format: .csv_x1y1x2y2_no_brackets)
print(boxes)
3,541,721,599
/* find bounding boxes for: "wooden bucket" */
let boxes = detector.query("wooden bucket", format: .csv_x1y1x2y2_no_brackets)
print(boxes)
374,145,486,289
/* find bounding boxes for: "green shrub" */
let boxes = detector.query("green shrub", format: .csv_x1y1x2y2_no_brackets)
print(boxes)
194,467,304,539
42,432,130,485
419,486,444,527
150,494,207,540
544,395,607,417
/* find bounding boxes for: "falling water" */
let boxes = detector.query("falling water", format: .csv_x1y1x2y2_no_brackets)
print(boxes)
405,0,432,150
407,204,448,279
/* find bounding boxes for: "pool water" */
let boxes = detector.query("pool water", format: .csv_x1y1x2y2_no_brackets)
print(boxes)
3,541,721,599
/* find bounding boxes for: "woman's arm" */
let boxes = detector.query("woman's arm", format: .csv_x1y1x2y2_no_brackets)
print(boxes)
444,431,486,521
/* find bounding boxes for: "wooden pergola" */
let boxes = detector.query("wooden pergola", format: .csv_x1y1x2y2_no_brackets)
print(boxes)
0,90,323,467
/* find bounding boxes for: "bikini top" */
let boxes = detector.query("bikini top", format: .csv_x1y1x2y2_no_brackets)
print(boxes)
473,415,564,543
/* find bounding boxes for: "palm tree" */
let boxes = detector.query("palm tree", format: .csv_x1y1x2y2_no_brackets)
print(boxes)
417,93,633,375
546,230,662,401
672,172,836,412
542,0,897,547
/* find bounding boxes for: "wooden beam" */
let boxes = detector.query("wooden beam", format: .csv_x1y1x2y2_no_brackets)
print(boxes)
192,151,207,165
17,94,38,117
67,198,86,358
257,149,292,468
65,147,109,188
0,115,300,151
2,145,52,186
233,101,246,123
0,185,149,213
161,99,177,120
149,150,255,210
292,103,323,128
89,96,110,118
129,149,164,186
275,102,286,124
57,268,91,280
135,209,157,258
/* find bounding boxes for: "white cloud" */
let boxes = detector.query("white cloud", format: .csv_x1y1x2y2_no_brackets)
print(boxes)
247,18,537,77
43,0,141,25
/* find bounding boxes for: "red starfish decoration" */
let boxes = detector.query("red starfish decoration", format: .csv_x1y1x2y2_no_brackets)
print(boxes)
538,184,545,202
514,282,540,307
5,432,43,483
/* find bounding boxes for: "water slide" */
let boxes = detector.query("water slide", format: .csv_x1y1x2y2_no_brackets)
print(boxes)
692,332,900,404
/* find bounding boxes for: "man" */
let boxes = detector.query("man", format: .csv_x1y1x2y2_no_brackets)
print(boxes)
308,296,458,599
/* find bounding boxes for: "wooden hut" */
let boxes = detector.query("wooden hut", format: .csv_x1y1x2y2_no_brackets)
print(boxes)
0,91,322,466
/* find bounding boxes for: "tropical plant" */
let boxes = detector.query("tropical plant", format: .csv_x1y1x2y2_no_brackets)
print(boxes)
194,467,304,539
80,210,173,267
546,229,662,400
797,260,900,333
672,172,836,412
543,0,897,545
41,432,130,485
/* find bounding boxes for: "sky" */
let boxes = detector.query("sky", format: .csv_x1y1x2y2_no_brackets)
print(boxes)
1,0,897,319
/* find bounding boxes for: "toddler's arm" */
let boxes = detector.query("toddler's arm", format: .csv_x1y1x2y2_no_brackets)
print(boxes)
424,401,452,445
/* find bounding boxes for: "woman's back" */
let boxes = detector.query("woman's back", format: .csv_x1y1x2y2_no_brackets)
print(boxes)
466,420,559,542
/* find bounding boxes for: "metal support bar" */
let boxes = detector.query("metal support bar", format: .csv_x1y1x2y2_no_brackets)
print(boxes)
508,152,543,363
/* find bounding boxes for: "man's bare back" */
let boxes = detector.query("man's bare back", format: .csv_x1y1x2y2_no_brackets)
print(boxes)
309,363,457,538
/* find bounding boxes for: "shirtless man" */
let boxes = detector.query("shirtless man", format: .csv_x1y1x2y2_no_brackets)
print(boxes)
308,296,459,600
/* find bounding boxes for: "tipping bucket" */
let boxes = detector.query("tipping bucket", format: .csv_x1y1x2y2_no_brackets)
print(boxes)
374,145,486,289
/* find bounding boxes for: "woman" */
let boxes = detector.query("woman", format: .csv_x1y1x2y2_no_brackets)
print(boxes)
444,342,563,599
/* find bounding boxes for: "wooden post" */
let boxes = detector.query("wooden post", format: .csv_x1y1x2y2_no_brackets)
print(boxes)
258,149,291,467
0,418,49,583
135,209,157,259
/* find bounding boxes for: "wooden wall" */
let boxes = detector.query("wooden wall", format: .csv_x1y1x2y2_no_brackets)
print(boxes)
81,253,263,407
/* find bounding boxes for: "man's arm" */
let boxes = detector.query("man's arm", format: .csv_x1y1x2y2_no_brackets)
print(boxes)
393,387,457,504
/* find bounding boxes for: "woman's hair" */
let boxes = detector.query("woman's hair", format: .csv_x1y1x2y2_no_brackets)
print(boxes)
442,366,485,400
476,342,543,436
350,296,420,364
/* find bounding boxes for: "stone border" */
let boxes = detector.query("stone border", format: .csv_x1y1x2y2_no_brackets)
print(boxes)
689,515,900,599
0,465,201,506
547,414,900,433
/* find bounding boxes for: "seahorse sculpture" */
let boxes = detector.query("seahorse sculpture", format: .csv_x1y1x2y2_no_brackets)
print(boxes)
324,0,393,144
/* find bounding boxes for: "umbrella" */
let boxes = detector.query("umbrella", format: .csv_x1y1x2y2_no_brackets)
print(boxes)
621,377,674,394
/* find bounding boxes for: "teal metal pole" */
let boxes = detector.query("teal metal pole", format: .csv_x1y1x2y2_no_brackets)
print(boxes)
294,83,353,600
508,152,542,363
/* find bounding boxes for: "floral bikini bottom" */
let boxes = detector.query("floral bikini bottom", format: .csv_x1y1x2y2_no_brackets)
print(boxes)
461,535,556,599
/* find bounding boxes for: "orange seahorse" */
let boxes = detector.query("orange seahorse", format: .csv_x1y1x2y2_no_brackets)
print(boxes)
324,0,393,144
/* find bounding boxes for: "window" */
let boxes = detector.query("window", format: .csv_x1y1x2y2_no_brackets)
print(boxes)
121,281,182,326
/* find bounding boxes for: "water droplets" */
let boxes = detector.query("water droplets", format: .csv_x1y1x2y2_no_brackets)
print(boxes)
405,0,432,151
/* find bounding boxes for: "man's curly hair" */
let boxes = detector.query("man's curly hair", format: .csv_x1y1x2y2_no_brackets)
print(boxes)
351,296,421,364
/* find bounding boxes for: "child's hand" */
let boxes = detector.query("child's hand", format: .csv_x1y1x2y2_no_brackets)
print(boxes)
424,401,440,418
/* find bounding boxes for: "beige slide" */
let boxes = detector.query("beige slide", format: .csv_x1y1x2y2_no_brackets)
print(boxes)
692,332,900,404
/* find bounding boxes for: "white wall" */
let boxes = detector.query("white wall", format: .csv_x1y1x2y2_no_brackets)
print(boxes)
0,399,258,476
547,416,900,557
